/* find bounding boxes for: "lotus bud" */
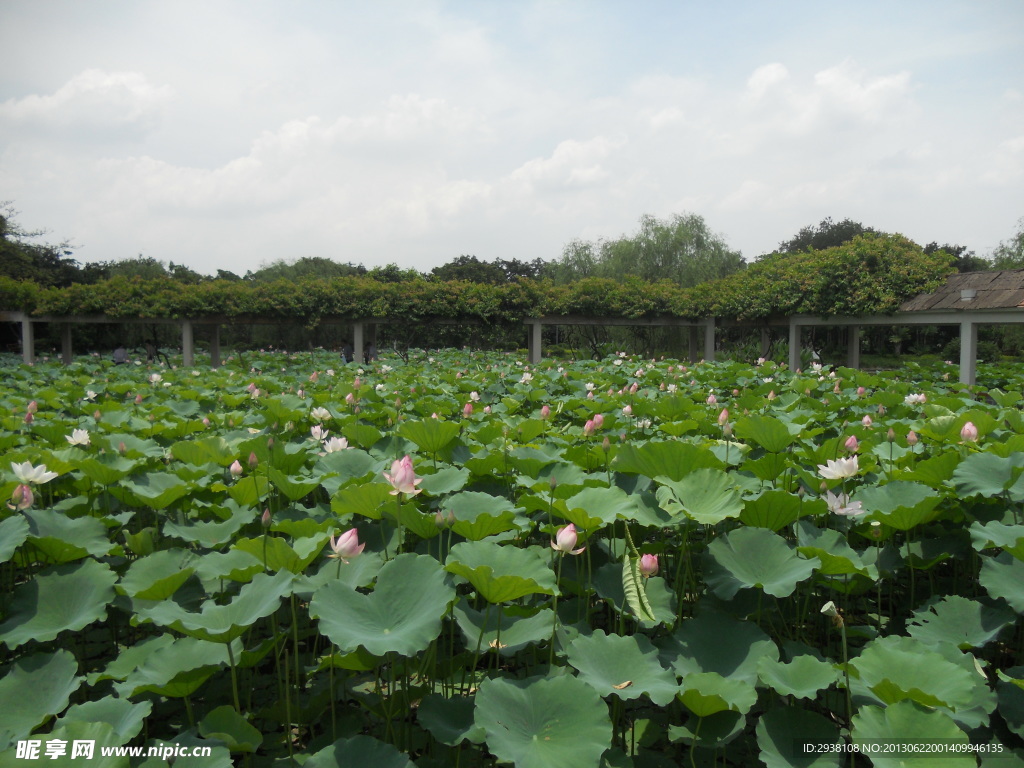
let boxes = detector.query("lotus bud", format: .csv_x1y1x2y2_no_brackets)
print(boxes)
862,415,873,428
856,386,865,396
639,554,659,578
961,421,978,442
248,452,259,469
309,371,318,382
723,423,733,438
630,382,638,394
261,508,272,528
8,484,33,511
718,408,729,426
23,412,33,425
484,405,491,414
345,392,356,405
463,402,473,417
551,524,585,555
135,394,144,405
203,416,211,427
707,394,717,405
602,436,611,453
877,404,886,415
230,460,243,477
541,404,551,420
395,397,402,409
118,441,127,454
907,430,918,446
622,405,632,417
583,419,595,436
26,401,38,414
767,390,776,401
593,414,604,429
844,435,859,453
887,427,895,443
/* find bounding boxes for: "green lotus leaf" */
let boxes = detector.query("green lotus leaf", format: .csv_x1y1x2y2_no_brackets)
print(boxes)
116,472,192,510
474,675,612,768
0,721,128,768
199,705,263,753
417,694,486,746
265,466,321,501
135,569,294,643
660,610,778,683
117,548,196,600
656,468,742,525
311,553,454,656
304,735,414,768
22,507,113,563
755,707,843,768
678,671,757,718
231,532,329,573
418,465,470,495
741,489,813,531
0,651,80,745
907,595,1017,649
733,414,797,453
75,454,138,485
980,552,1024,613
849,635,977,709
452,603,554,656
856,481,942,530
705,527,819,598
192,549,264,584
559,485,638,529
567,629,679,706
332,481,394,520
54,696,152,742
441,490,522,539
163,501,255,548
970,521,1024,560
795,522,874,577
315,449,381,494
953,452,1024,498
399,419,461,454
0,559,117,649
757,655,839,700
996,672,1024,738
224,475,270,507
169,436,240,467
593,566,677,626
851,701,974,768
509,445,562,477
446,541,556,604
0,514,29,565
613,441,722,481
339,423,384,450
118,636,231,698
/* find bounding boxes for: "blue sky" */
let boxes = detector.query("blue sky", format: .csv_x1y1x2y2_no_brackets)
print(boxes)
1,1,1021,276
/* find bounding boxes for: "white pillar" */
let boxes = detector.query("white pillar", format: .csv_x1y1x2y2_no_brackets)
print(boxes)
353,322,365,364
846,325,860,369
61,323,73,365
210,325,221,368
21,318,34,365
703,318,716,362
789,321,801,372
960,320,977,386
527,321,542,364
182,320,194,367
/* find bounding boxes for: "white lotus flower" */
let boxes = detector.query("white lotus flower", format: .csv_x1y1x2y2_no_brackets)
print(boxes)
904,393,927,405
322,437,350,453
817,456,859,480
310,407,332,422
66,429,91,447
824,490,865,516
11,461,59,485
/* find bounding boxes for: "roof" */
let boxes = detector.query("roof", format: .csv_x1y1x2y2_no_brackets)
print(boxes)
900,269,1024,312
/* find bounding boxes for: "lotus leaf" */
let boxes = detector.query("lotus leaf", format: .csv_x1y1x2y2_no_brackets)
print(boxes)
567,629,679,705
446,540,556,603
0,650,80,746
311,553,454,656
474,675,612,768
705,526,819,598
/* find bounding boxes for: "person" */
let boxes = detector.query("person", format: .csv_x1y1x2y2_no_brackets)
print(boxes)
341,343,354,363
113,345,128,364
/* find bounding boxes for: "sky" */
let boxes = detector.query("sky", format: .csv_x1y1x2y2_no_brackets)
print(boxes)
1,1,1022,277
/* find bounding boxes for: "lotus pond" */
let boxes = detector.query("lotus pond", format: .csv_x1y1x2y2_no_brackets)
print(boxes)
1,348,1023,767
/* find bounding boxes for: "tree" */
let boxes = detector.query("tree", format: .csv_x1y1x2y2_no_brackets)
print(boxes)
776,217,874,255
990,217,1024,269
923,242,988,273
431,255,507,284
0,202,81,287
247,256,366,282
553,213,744,287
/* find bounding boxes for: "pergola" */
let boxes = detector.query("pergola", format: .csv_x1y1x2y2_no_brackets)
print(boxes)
5,270,1023,385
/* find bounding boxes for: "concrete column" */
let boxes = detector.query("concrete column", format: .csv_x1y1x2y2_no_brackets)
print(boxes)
703,318,716,362
21,317,34,365
210,325,221,368
527,321,542,364
846,325,861,369
61,323,73,365
182,320,194,367
788,321,801,372
352,322,365,364
960,320,978,386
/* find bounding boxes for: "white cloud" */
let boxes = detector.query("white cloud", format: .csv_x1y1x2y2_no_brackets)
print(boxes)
509,136,625,189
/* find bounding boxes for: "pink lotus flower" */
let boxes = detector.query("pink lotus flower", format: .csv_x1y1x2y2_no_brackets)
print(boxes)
960,421,978,442
639,554,659,578
7,484,33,511
384,455,422,496
718,408,729,426
327,529,365,563
26,401,37,414
229,460,243,477
707,394,717,405
844,435,859,453
551,524,585,555
583,419,595,436
907,430,919,446
593,413,604,429
862,415,873,428
540,405,551,420
463,402,473,417
622,405,633,417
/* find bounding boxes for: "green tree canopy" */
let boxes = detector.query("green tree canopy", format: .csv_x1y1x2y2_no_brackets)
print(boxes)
247,256,366,282
551,213,744,287
990,217,1024,269
775,217,874,255
0,203,80,288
